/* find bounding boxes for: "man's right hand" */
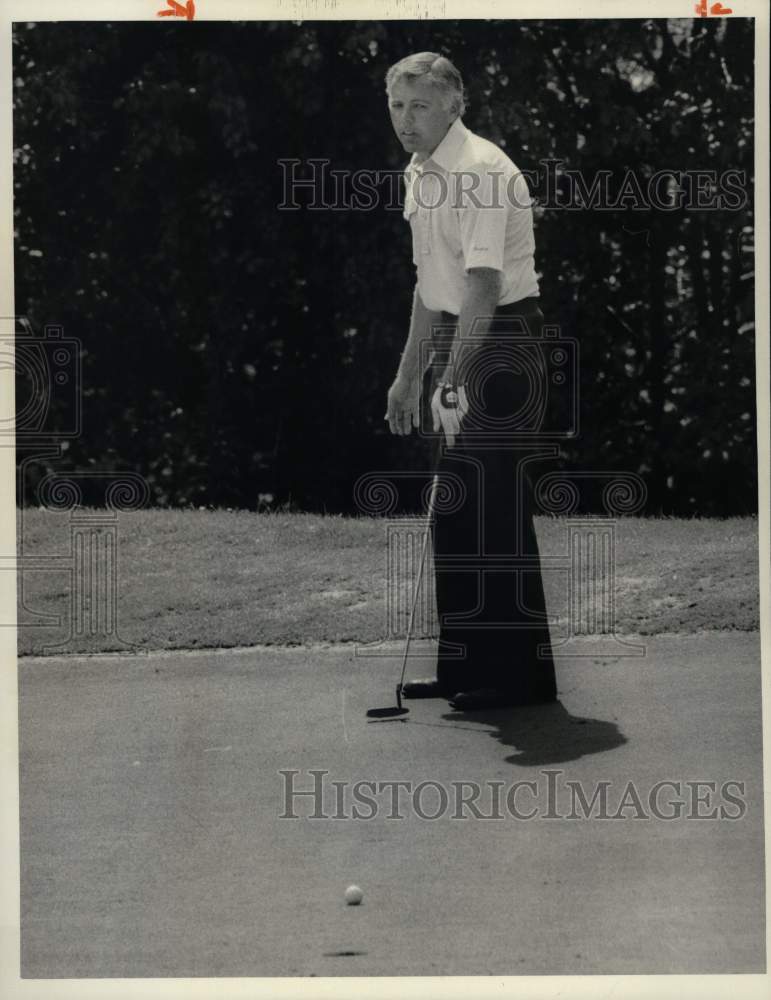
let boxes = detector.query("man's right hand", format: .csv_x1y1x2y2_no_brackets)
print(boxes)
385,376,420,436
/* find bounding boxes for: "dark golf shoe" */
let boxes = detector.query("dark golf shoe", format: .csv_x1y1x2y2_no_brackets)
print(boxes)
402,678,451,699
449,688,557,711
448,688,512,710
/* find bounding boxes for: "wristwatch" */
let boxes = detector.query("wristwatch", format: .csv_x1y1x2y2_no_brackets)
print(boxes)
438,380,459,409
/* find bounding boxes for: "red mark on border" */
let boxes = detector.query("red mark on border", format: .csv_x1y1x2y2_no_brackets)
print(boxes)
157,0,195,19
694,0,733,15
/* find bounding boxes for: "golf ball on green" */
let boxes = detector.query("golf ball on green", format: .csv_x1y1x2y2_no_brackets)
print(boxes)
345,885,363,906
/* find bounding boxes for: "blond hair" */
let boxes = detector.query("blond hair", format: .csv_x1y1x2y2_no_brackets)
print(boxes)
385,52,466,116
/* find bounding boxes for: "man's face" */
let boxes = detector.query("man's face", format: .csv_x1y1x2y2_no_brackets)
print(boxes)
388,76,457,161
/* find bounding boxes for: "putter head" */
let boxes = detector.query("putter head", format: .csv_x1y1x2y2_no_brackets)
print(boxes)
364,682,411,718
365,705,409,718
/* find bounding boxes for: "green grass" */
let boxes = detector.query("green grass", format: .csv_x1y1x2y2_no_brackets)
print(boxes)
16,509,759,656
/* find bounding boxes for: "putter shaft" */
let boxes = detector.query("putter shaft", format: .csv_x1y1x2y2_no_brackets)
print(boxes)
396,473,439,695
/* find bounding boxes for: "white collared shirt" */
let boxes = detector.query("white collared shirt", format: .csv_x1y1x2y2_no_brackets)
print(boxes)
402,118,539,313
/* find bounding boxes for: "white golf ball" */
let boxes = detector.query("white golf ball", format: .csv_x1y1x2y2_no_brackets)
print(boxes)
345,884,363,906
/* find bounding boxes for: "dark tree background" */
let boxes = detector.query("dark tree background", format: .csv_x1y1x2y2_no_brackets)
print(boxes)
12,18,756,515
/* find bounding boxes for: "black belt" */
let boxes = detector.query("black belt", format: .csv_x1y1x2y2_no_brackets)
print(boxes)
440,296,541,325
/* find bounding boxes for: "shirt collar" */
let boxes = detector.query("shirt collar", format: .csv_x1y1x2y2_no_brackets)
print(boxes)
407,117,470,175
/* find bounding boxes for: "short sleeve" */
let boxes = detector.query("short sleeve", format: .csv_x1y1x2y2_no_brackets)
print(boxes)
403,168,420,265
456,167,509,272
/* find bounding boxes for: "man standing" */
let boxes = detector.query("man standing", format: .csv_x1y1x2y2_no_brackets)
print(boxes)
384,51,557,711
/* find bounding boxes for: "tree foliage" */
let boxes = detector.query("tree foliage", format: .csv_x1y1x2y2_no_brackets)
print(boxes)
12,19,756,514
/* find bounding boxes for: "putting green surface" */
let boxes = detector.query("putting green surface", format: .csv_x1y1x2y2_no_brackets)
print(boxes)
19,632,764,977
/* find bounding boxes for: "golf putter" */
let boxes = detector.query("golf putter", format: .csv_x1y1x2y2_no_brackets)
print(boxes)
366,471,440,719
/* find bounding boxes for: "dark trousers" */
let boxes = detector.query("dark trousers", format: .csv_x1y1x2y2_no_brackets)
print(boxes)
425,298,557,701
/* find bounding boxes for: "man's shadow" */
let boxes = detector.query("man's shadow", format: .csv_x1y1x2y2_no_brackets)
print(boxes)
440,700,626,766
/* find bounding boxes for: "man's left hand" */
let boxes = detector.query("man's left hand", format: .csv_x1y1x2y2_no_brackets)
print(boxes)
431,385,469,448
